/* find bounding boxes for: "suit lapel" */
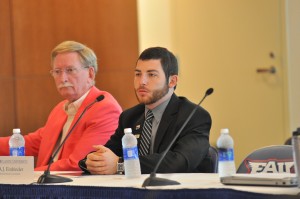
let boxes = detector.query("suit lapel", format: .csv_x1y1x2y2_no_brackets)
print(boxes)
40,109,68,167
153,94,179,152
58,87,98,154
70,87,97,128
132,113,145,144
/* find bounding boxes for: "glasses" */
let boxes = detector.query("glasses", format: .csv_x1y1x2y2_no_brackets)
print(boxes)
50,66,89,77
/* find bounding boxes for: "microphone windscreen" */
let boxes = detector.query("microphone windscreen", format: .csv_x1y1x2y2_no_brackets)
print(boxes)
206,88,214,96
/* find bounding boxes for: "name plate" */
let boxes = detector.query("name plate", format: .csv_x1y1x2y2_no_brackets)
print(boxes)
0,156,34,184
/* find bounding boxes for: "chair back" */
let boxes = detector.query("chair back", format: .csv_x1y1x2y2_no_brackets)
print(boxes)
237,145,294,173
197,146,218,173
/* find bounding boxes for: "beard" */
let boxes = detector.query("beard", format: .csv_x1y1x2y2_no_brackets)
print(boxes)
135,84,169,105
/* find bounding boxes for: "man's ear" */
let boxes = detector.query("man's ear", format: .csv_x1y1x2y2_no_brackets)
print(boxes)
88,66,95,79
168,75,178,88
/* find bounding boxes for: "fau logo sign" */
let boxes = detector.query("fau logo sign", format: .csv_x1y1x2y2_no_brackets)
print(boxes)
245,159,294,173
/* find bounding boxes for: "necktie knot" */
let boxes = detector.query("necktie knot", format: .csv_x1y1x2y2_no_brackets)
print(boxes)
146,110,154,121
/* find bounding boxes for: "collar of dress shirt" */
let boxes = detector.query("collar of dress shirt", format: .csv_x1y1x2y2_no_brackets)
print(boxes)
145,96,171,124
63,89,91,115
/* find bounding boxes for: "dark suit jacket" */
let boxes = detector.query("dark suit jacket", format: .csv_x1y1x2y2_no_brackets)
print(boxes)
80,94,212,174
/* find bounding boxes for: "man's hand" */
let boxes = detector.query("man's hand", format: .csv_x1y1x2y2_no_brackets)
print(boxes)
86,145,119,175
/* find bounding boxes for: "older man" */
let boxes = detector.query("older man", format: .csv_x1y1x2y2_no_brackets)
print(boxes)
0,41,122,171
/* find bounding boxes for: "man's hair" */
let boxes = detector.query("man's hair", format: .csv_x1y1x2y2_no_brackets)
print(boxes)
138,47,178,82
51,41,98,73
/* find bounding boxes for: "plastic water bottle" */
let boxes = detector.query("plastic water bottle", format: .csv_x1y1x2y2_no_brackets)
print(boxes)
292,127,300,187
217,128,236,177
122,128,141,178
9,128,25,156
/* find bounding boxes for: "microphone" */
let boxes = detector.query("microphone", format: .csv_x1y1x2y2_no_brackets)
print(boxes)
37,95,105,184
142,88,214,187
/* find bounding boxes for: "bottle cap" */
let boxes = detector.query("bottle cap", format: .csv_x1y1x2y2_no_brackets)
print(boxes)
124,128,132,134
293,127,300,136
13,128,21,134
220,128,229,134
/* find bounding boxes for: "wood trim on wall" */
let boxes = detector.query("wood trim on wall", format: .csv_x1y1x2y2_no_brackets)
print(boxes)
0,0,16,136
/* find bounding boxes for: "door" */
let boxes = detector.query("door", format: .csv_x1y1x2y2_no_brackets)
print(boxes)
172,0,288,166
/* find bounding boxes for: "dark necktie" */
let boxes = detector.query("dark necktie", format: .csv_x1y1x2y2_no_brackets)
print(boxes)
139,110,154,156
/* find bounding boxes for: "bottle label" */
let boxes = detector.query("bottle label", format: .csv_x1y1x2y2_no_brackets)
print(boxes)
9,147,25,156
123,146,139,160
218,148,234,161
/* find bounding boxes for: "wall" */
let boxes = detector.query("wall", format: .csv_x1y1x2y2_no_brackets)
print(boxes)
137,0,174,52
286,0,300,132
0,0,17,135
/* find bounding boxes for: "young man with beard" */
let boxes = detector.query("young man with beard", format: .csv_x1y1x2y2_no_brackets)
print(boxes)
79,47,212,174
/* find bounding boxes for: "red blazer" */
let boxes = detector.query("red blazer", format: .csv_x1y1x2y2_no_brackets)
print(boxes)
0,86,122,171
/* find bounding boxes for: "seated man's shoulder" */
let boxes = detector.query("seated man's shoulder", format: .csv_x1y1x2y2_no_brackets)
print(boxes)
177,96,210,117
121,103,144,117
94,90,122,109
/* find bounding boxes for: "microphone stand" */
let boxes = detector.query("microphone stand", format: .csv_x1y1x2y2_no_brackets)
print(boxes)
142,88,214,187
37,95,104,183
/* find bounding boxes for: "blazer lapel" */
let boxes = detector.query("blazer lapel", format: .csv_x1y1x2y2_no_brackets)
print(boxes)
57,87,97,154
153,94,179,152
132,114,144,144
39,109,68,167
70,87,97,128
